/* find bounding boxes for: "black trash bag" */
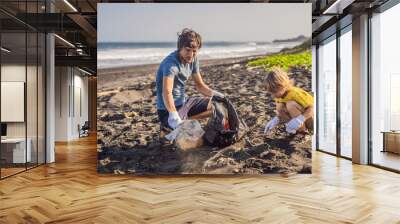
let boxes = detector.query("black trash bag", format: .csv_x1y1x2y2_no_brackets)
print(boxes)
203,95,248,147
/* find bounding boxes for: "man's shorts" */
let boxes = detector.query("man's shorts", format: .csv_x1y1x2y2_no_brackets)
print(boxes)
157,97,211,131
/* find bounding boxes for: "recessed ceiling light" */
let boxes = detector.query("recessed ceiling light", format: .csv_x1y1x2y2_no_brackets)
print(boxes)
54,34,75,48
63,0,78,12
78,67,92,76
1,47,11,53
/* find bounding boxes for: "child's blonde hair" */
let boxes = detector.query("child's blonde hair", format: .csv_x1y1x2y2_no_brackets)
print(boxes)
263,67,293,93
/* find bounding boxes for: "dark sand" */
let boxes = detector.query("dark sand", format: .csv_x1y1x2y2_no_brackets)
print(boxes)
97,55,312,175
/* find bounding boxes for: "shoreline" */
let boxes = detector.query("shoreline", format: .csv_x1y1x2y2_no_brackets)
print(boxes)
97,54,271,91
98,54,269,76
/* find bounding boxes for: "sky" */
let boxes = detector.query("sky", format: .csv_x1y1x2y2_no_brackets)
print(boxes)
98,3,311,43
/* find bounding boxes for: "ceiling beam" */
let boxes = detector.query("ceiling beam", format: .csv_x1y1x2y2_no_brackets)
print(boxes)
55,55,96,71
67,13,97,46
322,0,356,14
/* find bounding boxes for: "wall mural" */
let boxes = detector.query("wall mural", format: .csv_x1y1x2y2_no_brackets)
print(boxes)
97,3,313,175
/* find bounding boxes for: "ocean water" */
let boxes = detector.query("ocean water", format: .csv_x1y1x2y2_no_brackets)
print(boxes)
97,41,302,69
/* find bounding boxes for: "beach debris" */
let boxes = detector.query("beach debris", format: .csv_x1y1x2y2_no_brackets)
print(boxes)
99,112,126,122
232,63,241,69
227,63,241,70
165,120,205,151
99,157,111,166
124,111,138,118
113,169,125,175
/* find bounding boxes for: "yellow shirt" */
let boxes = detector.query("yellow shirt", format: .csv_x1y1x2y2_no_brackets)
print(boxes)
274,87,314,109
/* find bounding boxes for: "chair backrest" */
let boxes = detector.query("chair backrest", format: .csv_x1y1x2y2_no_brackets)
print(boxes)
82,121,90,129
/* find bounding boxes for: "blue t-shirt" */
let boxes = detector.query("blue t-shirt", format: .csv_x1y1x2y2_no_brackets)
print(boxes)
156,50,200,110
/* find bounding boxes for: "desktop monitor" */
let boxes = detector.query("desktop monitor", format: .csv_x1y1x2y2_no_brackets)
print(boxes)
1,123,7,137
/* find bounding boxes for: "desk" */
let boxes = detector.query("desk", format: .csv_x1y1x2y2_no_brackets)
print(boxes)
382,131,400,154
1,138,31,163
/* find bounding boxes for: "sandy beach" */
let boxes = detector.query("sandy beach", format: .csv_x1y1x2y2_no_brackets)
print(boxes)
97,53,312,175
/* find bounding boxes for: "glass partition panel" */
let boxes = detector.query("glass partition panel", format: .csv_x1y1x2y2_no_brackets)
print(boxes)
371,4,400,171
1,30,27,177
27,30,38,169
317,35,337,154
339,27,352,158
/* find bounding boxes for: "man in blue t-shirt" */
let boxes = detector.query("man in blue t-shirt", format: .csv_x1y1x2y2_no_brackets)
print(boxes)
156,28,224,137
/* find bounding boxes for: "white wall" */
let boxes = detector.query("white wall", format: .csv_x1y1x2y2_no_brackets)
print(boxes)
1,65,26,139
55,66,69,141
1,65,39,135
1,65,26,81
72,73,89,138
55,67,89,141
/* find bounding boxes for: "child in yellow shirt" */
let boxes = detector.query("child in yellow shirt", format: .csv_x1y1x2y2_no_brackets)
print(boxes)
263,67,314,134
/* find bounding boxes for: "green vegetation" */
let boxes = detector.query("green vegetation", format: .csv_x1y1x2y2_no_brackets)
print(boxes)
280,39,311,54
247,51,312,71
